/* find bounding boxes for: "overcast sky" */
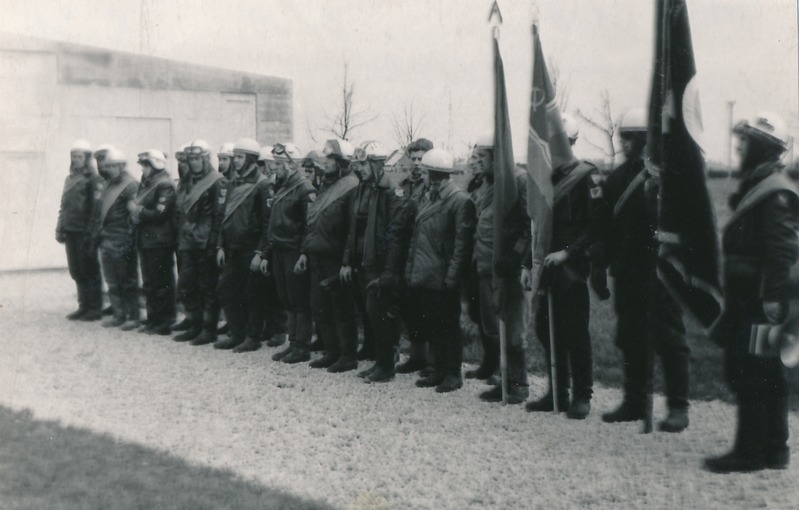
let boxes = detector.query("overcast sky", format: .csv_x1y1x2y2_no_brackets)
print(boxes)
2,0,797,164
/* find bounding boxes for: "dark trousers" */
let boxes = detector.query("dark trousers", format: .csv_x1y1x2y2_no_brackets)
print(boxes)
217,249,267,341
177,249,220,332
724,316,789,457
407,287,462,377
101,241,139,321
272,248,312,348
139,247,176,327
367,274,402,369
479,275,528,386
65,232,102,313
536,268,593,400
261,273,287,340
310,255,358,359
614,274,689,410
353,268,376,356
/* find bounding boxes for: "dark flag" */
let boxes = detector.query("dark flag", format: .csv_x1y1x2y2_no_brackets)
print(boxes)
526,24,576,297
647,0,721,328
491,36,518,276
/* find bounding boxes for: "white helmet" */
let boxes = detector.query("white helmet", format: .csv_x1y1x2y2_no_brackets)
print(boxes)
421,148,455,173
272,142,302,161
619,108,647,133
218,142,235,157
233,138,262,156
353,140,388,161
562,113,579,140
93,144,115,160
186,139,211,156
734,111,789,151
259,146,275,162
474,132,494,149
70,139,92,153
137,149,167,170
104,148,127,165
322,139,355,161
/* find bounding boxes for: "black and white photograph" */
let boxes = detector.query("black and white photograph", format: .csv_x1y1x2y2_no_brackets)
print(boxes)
1,0,798,508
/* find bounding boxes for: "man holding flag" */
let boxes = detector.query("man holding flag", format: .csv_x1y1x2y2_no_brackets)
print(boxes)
476,33,531,405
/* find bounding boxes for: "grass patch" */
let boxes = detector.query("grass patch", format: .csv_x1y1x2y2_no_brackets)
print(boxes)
0,406,335,510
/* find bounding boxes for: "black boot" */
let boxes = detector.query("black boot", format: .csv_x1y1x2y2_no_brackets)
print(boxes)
704,397,767,473
66,308,87,320
416,371,446,388
266,333,287,347
464,364,494,380
233,337,262,353
658,407,689,433
172,318,192,331
272,344,294,361
602,398,646,423
174,323,202,342
282,347,311,364
309,337,325,352
436,374,464,393
525,391,569,413
366,365,395,383
310,352,339,369
327,356,357,373
213,336,244,350
480,383,529,404
190,329,216,346
358,364,377,379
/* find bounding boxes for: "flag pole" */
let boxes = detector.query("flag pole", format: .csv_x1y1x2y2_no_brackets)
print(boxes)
547,288,559,414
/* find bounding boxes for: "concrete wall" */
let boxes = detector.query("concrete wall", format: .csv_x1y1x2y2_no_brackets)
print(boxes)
0,33,292,270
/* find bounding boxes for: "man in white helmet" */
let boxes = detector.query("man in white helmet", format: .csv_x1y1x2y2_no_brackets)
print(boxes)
57,140,105,321
214,138,273,352
218,142,235,179
264,142,317,363
302,139,361,372
90,149,140,329
470,134,532,404
705,111,798,473
595,108,690,431
172,140,227,344
403,149,475,392
131,149,177,335
523,113,604,419
342,140,414,381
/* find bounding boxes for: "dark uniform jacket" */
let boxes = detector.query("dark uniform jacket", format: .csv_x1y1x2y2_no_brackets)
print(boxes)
135,170,177,249
405,180,476,290
266,170,315,254
599,157,658,280
343,172,406,272
301,173,359,259
721,162,799,317
549,160,602,278
474,169,531,278
57,165,104,236
175,168,226,252
217,168,271,253
93,171,138,249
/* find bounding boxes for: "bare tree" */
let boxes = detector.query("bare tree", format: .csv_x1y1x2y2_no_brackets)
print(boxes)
547,57,569,112
324,61,379,141
576,89,623,166
391,100,426,150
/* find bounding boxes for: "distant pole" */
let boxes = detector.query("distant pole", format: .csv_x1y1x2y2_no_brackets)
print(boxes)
727,100,736,176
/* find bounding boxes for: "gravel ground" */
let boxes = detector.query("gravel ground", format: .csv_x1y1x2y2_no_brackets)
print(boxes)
1,271,798,510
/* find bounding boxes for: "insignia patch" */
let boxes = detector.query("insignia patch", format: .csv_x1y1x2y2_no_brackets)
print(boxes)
395,188,405,198
157,204,166,212
308,192,316,202
94,191,102,200
590,187,603,199
220,189,227,197
97,182,104,191
218,197,225,205
590,174,602,185
158,196,167,203
266,198,273,208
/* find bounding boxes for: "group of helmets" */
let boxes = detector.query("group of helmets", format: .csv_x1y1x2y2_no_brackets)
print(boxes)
70,140,167,169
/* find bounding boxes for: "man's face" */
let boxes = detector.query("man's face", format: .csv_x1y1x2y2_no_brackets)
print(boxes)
409,150,426,178
323,156,338,176
474,148,493,175
71,152,86,168
101,162,121,180
735,134,750,164
138,162,152,178
621,134,644,161
275,160,290,183
233,152,247,171
188,154,204,175
218,155,231,173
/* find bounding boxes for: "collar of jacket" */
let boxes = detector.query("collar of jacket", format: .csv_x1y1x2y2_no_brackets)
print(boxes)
731,160,783,208
142,169,169,186
190,166,212,183
277,169,303,190
372,171,392,190
554,160,580,178
429,179,456,201
236,165,261,184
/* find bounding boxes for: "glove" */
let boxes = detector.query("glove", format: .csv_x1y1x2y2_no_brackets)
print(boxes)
589,266,610,301
55,231,66,244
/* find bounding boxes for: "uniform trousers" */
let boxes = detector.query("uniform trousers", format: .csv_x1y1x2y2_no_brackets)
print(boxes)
272,248,312,349
139,247,176,328
309,255,358,359
217,249,267,341
479,274,528,387
65,231,102,313
177,249,220,332
407,287,462,377
613,273,689,410
100,239,139,322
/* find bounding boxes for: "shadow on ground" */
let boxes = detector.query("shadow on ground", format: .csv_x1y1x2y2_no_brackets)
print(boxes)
0,406,335,510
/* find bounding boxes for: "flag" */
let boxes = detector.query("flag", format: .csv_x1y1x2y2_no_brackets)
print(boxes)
491,36,518,274
647,0,721,328
526,24,576,297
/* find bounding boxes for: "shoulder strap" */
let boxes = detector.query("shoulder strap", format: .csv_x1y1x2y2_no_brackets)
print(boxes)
613,169,647,218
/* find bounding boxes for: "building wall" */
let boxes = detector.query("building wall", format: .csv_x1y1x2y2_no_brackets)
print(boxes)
0,34,292,270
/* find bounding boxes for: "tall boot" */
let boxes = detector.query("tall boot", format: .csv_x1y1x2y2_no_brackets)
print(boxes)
174,312,202,341
704,396,767,473
466,336,498,379
766,393,790,469
396,341,427,374
282,312,312,364
191,309,219,346
603,348,646,423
